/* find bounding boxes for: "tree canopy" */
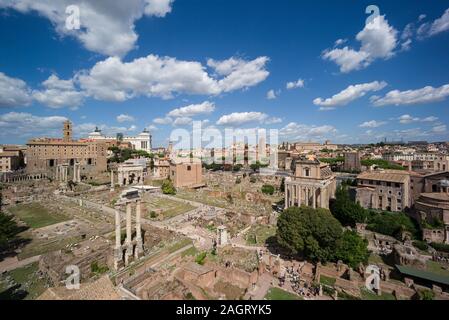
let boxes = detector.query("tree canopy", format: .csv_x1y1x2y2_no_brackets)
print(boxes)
276,206,370,267
276,206,343,262
161,179,176,195
330,186,368,227
334,230,370,268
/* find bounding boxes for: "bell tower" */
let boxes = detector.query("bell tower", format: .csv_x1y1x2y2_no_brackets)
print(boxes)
63,120,73,142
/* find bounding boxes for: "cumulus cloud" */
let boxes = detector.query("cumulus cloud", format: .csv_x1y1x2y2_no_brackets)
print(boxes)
432,124,447,133
207,56,270,93
313,81,387,110
359,120,387,128
0,72,33,107
116,114,135,123
172,117,193,126
216,112,279,126
322,15,398,73
0,112,67,139
286,79,305,90
418,8,449,38
397,114,439,124
144,0,174,17
32,74,85,109
371,84,449,106
0,0,175,57
167,101,215,118
153,117,173,125
279,122,337,140
78,55,269,101
266,89,277,100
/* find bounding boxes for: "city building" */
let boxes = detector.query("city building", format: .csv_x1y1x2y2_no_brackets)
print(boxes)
343,151,362,172
284,156,336,209
169,158,204,188
0,151,21,173
355,170,414,212
26,120,108,177
152,158,170,179
88,128,152,153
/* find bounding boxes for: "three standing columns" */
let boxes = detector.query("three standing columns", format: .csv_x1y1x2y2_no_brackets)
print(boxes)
114,200,144,270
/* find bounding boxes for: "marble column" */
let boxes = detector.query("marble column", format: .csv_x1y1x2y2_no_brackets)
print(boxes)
73,164,77,182
110,171,115,192
284,181,289,209
135,200,143,258
125,202,132,266
312,188,316,209
114,209,121,270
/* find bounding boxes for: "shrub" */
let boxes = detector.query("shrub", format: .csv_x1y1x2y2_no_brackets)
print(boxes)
261,184,275,195
413,240,429,251
366,211,418,240
430,242,449,253
161,179,176,195
195,252,207,265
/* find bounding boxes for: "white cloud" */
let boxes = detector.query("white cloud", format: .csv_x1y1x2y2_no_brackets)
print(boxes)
167,101,215,118
32,74,84,109
322,15,398,73
286,79,305,90
75,122,137,136
429,8,449,36
172,117,192,126
147,124,158,131
371,84,449,106
153,117,173,125
0,0,175,57
216,112,269,126
78,55,269,101
432,124,447,133
0,112,67,139
397,114,439,124
266,89,277,100
144,0,173,17
313,81,387,110
0,72,32,107
207,56,270,93
359,120,387,128
116,114,135,123
279,122,337,140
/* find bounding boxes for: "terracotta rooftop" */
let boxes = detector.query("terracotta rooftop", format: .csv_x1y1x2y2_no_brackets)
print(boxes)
357,170,411,183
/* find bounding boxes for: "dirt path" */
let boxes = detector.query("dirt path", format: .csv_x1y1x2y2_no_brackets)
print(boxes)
0,254,41,273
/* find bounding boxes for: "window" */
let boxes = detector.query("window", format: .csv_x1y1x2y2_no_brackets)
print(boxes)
387,182,391,187
395,183,400,188
187,165,191,171
304,168,310,177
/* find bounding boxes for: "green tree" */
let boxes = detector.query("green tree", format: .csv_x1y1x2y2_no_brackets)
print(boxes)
261,184,275,195
366,211,418,240
330,186,368,227
0,192,22,251
161,179,176,195
334,230,369,268
276,206,343,262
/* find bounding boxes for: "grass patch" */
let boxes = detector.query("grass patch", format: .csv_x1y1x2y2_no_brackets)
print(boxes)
320,275,336,287
360,287,396,300
166,238,193,254
9,203,69,229
146,197,195,220
17,234,83,260
0,262,47,300
264,287,302,300
426,260,449,278
181,246,198,258
245,225,276,246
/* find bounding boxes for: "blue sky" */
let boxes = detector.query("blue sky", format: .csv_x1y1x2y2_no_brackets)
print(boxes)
0,0,448,147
